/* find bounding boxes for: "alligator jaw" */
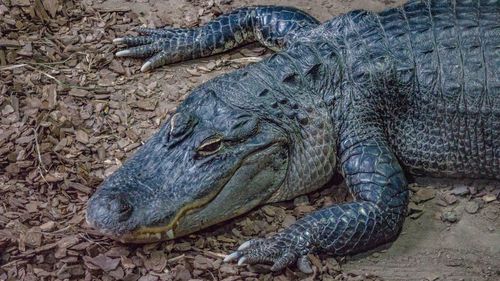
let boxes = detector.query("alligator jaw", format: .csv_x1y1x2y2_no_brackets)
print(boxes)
87,138,288,244
116,228,175,244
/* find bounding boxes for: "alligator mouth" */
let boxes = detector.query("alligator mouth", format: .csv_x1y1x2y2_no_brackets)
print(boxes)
114,180,228,243
98,141,286,244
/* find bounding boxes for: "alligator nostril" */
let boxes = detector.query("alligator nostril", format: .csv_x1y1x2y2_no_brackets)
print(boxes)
108,196,133,221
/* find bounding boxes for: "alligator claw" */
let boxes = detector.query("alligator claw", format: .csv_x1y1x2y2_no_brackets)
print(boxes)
224,237,313,273
223,251,241,263
237,257,247,266
296,255,313,274
115,50,131,57
141,61,152,72
113,38,125,44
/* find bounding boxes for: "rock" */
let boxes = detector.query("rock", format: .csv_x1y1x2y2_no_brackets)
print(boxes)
443,193,458,205
441,210,459,223
464,201,480,214
408,201,424,219
482,194,497,203
282,215,296,228
293,205,316,216
435,197,449,207
293,195,310,206
483,205,499,220
450,185,470,196
261,205,276,217
411,188,435,204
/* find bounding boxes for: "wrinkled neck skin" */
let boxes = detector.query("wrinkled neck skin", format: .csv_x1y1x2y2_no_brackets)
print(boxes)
230,41,341,202
172,44,341,236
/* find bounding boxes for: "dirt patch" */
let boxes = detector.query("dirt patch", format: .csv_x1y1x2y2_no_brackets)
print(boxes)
0,0,498,280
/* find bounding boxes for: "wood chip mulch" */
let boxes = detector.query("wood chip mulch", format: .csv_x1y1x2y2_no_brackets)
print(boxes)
0,1,369,280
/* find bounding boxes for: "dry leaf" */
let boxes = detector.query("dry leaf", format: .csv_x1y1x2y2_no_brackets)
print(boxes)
42,0,58,18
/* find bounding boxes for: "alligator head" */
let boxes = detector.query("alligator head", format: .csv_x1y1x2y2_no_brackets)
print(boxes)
86,60,336,243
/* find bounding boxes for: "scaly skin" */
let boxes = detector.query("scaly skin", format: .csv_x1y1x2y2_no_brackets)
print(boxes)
87,0,500,273
114,6,319,71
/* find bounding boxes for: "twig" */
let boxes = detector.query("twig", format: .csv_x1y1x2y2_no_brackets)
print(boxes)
0,64,27,71
96,7,131,13
203,250,226,260
25,64,64,85
167,254,186,263
78,233,109,251
0,63,107,91
0,63,63,85
33,128,47,173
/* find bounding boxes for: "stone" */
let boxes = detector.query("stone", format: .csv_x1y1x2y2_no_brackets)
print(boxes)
293,195,310,206
482,194,497,203
441,210,459,223
450,185,470,196
443,194,458,205
464,201,480,214
412,188,435,204
408,201,424,219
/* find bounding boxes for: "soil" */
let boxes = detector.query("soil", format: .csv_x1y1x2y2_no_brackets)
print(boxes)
0,0,499,281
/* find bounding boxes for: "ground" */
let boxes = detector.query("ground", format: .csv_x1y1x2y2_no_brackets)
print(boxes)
0,0,499,280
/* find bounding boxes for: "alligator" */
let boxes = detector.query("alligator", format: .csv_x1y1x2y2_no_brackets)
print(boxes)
86,0,500,273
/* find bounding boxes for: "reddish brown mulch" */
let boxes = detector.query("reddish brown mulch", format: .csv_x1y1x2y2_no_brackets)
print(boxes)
0,1,357,280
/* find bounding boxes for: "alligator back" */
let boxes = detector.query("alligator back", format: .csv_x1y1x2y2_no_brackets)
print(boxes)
300,0,500,178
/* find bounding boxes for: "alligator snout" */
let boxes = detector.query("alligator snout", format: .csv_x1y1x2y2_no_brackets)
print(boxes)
107,194,133,221
86,193,134,232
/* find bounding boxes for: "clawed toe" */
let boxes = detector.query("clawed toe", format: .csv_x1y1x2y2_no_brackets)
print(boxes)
113,38,125,44
224,238,312,273
223,251,241,263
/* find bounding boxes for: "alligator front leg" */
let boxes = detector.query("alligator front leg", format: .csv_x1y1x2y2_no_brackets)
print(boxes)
225,137,409,273
114,6,319,71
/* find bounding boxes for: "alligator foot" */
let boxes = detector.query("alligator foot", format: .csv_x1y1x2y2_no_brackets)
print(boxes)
224,237,313,273
113,6,319,71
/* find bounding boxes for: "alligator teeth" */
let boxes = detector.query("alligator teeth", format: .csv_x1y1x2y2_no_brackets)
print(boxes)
166,229,175,239
154,233,162,240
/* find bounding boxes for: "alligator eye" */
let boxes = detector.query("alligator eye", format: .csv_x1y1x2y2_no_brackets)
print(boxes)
197,137,223,156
